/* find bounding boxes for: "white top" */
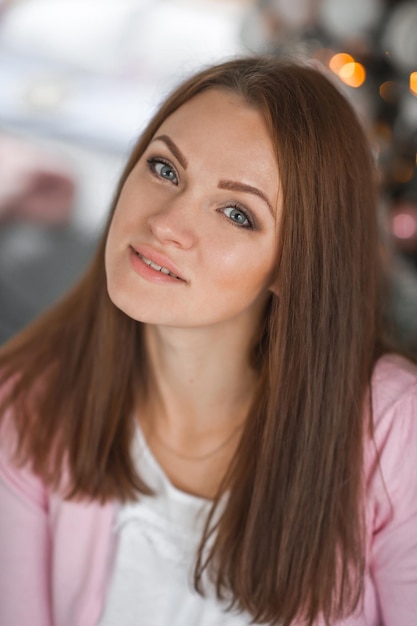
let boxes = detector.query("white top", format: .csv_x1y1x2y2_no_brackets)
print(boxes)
97,427,256,626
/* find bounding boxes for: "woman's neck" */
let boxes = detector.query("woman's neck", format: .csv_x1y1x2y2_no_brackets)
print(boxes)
135,322,260,498
141,322,258,435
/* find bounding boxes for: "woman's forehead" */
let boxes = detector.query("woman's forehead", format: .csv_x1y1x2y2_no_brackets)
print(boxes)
149,89,280,204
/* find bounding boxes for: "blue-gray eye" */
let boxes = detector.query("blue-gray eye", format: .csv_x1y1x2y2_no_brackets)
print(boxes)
148,158,179,184
222,205,252,228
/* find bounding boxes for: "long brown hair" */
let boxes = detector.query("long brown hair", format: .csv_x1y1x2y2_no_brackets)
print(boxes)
0,57,381,624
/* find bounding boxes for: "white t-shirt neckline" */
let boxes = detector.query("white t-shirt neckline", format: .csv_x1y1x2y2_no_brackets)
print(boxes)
97,425,252,626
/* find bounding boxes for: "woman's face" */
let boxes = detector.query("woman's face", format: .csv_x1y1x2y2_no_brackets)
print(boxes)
105,88,281,330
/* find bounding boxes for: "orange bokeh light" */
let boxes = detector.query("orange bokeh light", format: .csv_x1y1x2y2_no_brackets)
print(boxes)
379,81,398,103
410,72,417,96
338,62,366,88
328,54,366,88
329,53,354,74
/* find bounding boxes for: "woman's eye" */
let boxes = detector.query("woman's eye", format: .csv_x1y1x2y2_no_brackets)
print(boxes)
222,205,253,229
147,159,178,185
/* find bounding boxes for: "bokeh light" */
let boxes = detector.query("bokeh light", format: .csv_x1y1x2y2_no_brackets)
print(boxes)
410,72,417,96
393,159,415,183
392,212,417,239
379,81,399,103
338,62,366,88
329,53,354,74
329,53,366,88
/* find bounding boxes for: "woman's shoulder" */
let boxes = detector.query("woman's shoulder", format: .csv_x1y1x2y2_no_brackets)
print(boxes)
371,353,417,424
366,353,417,516
0,387,49,513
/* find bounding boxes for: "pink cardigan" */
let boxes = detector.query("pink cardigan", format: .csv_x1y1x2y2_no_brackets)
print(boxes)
1,354,417,626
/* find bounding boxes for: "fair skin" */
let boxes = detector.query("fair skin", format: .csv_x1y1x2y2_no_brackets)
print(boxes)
105,89,281,497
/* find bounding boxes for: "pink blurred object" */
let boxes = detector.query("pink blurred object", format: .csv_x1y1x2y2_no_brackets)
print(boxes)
390,199,417,253
0,135,75,224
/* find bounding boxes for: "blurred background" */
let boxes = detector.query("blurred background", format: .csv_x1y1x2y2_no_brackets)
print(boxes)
0,0,416,353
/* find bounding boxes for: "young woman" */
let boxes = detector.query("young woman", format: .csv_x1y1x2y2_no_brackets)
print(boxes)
0,57,416,626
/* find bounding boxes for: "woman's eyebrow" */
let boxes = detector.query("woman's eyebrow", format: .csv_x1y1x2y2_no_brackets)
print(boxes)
218,180,274,216
150,135,188,169
149,136,274,216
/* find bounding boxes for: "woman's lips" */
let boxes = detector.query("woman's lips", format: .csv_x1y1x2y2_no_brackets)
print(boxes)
136,251,179,278
129,245,186,283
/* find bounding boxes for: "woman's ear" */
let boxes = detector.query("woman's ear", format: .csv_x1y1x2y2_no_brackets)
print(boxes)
268,281,279,297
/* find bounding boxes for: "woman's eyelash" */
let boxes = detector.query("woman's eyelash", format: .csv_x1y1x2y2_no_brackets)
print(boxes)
147,157,179,184
145,160,255,229
220,204,255,229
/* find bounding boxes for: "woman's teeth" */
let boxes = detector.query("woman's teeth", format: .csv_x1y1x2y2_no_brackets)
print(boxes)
138,253,178,278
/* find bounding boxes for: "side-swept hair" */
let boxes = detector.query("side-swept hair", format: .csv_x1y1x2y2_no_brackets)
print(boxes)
0,57,382,625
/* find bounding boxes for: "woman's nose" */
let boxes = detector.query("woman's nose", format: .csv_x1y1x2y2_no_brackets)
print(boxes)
147,199,196,249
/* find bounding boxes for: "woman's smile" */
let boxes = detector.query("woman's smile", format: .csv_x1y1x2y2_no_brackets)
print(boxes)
129,245,188,283
105,88,281,329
